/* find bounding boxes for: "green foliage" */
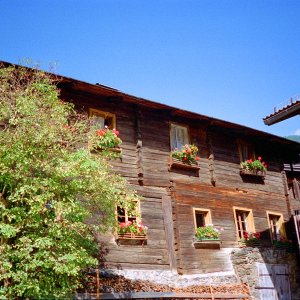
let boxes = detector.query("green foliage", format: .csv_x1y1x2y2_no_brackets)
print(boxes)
0,64,137,299
240,157,267,171
195,225,220,240
171,144,199,163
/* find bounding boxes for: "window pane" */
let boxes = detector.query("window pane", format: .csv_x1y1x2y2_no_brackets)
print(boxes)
92,115,105,129
195,211,205,227
236,210,249,239
171,125,178,150
171,124,189,150
117,206,126,223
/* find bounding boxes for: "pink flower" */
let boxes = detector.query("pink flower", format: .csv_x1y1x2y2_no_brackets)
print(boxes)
258,156,262,161
119,222,126,228
112,129,119,136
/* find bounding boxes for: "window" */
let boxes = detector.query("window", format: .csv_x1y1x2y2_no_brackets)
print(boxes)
267,211,286,241
170,123,189,150
193,208,212,229
89,108,116,129
237,141,255,162
233,207,255,240
117,201,140,223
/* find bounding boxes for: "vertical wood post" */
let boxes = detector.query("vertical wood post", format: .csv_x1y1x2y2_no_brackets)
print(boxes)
162,195,177,273
293,179,300,199
135,106,143,185
208,154,216,185
293,211,300,252
282,171,292,216
96,268,100,300
206,129,216,186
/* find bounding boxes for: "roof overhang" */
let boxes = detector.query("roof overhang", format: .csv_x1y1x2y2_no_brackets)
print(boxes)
263,100,300,125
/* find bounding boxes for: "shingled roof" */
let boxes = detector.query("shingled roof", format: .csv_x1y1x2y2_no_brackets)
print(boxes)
263,96,300,125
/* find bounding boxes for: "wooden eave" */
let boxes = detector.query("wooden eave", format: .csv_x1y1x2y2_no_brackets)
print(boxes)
263,100,300,125
60,77,300,149
1,60,300,152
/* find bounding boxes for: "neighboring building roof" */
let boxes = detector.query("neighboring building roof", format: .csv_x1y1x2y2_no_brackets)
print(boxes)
284,163,300,173
263,96,300,126
1,60,300,152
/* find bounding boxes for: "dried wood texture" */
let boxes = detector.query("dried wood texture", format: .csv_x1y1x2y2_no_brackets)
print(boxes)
60,86,296,274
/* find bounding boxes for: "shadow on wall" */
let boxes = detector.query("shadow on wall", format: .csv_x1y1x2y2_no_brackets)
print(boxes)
232,222,300,300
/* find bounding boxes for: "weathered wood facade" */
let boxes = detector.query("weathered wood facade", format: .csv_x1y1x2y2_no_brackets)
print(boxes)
55,76,300,279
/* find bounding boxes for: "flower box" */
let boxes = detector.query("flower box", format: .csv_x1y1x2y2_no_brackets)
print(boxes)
116,233,147,246
194,239,221,249
97,147,122,153
273,241,294,252
239,239,262,248
168,157,200,172
240,168,266,178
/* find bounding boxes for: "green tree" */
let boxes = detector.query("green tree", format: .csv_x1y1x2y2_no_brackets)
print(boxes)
0,64,136,299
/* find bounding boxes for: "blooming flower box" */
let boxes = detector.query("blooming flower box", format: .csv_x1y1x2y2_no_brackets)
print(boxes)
194,225,222,249
168,157,200,171
273,240,294,253
96,146,122,153
240,169,266,178
239,232,262,248
239,239,262,248
240,157,267,179
194,239,221,249
116,220,148,246
116,233,147,246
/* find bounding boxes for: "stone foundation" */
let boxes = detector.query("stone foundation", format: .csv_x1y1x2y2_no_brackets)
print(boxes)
231,247,300,300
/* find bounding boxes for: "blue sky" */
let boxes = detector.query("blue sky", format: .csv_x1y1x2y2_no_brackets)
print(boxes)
1,0,300,137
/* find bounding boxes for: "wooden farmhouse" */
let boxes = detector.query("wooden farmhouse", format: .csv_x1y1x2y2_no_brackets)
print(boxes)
54,73,300,299
2,61,300,299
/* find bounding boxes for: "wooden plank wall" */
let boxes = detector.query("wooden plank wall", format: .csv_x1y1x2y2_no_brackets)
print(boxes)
61,88,293,275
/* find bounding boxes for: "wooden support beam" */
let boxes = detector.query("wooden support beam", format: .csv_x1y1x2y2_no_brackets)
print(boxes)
162,195,177,273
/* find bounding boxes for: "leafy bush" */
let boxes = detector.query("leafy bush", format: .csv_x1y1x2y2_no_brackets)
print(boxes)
0,63,137,299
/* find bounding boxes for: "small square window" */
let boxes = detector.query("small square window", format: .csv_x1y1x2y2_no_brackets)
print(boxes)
233,207,255,240
89,108,116,129
237,141,255,162
193,208,212,229
267,212,286,242
117,201,140,224
170,123,189,150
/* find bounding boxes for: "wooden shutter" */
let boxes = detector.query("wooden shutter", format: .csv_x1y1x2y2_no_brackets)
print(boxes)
257,263,291,300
